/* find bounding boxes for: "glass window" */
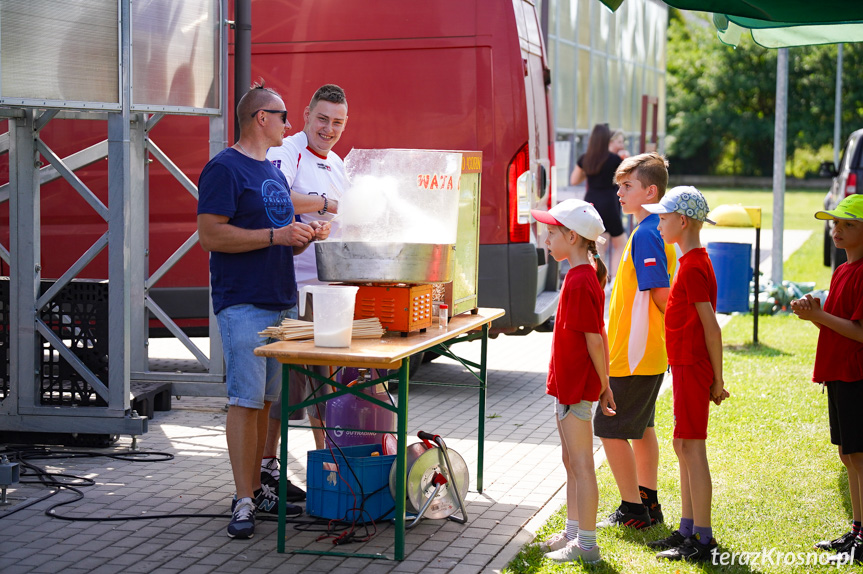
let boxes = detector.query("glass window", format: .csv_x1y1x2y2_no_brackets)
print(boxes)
1,0,119,105
577,48,590,130
592,2,605,52
556,43,576,129
558,0,576,42
590,54,608,122
577,0,591,48
132,0,220,110
622,61,635,132
608,59,621,129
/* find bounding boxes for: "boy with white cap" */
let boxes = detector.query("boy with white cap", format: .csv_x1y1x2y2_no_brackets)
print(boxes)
530,199,616,565
642,186,729,561
791,194,863,565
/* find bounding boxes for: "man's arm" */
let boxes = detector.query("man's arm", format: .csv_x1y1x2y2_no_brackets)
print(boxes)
290,192,339,215
198,213,314,253
695,301,726,404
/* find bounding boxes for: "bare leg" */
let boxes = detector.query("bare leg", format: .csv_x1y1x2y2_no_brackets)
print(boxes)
678,438,711,527
309,414,326,450
227,404,267,499
559,414,598,531
263,416,281,459
632,426,659,490
840,450,863,523
601,437,640,502
673,438,693,523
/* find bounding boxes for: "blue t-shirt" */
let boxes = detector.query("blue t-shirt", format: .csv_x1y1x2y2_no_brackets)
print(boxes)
631,214,673,291
197,148,297,315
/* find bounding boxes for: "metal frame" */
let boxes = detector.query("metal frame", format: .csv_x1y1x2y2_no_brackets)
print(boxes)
275,325,490,561
0,0,228,436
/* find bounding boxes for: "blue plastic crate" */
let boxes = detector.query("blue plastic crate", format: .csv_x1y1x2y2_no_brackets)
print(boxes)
306,443,396,522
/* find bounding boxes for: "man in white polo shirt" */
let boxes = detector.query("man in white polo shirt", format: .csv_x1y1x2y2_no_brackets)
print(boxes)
262,85,349,500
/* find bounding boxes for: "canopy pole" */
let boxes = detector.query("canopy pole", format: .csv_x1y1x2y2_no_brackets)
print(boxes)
834,44,844,167
771,48,788,285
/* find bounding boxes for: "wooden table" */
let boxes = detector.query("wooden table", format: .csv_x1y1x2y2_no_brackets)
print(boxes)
254,307,504,560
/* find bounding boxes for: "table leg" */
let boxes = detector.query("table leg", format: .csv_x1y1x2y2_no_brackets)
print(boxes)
394,358,409,561
477,323,488,494
278,364,291,553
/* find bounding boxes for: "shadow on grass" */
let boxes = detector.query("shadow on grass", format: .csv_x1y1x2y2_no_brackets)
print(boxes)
837,465,855,530
600,524,762,574
724,342,790,357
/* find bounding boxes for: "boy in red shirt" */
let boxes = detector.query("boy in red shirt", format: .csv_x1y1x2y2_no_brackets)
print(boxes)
531,199,616,565
791,194,863,564
643,186,729,561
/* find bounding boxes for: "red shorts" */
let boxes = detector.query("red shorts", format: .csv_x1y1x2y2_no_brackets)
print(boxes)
671,360,713,440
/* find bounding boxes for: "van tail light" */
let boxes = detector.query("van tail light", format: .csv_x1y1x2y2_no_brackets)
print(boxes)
845,173,857,196
508,143,531,243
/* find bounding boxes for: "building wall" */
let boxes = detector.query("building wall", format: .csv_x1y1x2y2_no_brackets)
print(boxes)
539,0,668,186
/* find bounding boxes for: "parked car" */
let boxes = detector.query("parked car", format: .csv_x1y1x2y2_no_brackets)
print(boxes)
820,128,863,270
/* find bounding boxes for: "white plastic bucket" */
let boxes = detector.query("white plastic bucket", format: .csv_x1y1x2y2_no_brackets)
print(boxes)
299,285,360,347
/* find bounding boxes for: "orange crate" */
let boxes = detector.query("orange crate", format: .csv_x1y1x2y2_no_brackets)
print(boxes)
354,284,433,333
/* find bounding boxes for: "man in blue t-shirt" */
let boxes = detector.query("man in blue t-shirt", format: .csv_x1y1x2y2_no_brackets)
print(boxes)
197,83,331,540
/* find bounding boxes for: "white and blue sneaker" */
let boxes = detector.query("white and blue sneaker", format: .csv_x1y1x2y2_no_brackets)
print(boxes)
227,497,255,539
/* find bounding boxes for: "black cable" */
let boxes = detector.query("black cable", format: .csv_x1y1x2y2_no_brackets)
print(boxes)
0,446,322,526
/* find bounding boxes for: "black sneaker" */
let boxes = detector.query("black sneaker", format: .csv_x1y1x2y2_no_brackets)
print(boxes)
227,497,256,539
647,530,686,550
815,530,856,551
648,502,664,525
826,537,863,565
253,483,303,517
597,503,652,529
656,535,718,562
261,458,306,502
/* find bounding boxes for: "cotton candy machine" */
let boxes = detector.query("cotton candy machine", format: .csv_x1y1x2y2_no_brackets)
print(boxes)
315,149,470,333
315,148,462,282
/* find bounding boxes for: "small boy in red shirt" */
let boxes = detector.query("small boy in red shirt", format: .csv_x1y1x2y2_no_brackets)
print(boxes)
791,194,863,565
642,186,729,561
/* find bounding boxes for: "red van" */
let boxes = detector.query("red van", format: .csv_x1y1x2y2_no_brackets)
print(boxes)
0,0,558,335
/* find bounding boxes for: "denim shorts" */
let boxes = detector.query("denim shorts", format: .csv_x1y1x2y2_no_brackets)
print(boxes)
217,304,296,409
554,397,594,422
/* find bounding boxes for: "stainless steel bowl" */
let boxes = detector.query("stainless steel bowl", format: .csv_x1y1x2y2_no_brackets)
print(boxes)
315,241,455,283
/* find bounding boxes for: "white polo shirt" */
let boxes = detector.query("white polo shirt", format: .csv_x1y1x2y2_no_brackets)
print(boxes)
267,132,348,289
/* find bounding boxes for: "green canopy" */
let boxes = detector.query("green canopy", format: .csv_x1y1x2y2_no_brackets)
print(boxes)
598,0,863,48
599,0,863,24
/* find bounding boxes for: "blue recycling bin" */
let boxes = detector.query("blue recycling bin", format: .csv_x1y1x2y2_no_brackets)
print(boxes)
706,242,752,313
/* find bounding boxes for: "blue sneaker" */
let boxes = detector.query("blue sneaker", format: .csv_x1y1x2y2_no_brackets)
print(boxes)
227,497,255,539
232,484,303,517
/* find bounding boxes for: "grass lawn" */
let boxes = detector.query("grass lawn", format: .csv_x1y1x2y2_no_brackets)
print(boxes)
503,191,853,573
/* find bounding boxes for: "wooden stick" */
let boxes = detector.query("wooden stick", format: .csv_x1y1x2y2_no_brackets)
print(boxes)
259,317,385,341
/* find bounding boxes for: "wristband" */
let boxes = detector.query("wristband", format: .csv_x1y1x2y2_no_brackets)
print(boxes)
269,227,274,246
319,196,328,215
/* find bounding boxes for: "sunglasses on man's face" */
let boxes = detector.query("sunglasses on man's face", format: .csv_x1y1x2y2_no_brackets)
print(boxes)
252,109,287,124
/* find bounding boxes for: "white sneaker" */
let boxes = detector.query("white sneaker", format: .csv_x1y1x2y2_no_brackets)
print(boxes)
545,540,602,564
539,531,571,553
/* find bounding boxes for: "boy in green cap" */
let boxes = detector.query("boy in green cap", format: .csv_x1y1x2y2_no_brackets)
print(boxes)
791,193,863,565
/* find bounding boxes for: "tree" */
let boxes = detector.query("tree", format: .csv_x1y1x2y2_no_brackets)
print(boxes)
666,9,863,176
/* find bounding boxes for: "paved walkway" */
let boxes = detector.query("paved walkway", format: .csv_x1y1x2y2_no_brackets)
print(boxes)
0,331,586,574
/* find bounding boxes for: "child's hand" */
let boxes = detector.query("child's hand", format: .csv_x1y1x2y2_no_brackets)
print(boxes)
600,387,616,416
791,294,821,320
710,378,729,405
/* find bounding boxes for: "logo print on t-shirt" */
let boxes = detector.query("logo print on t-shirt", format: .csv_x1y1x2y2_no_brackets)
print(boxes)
261,179,293,226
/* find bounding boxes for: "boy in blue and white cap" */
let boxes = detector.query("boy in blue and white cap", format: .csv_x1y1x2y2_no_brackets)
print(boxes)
642,186,730,562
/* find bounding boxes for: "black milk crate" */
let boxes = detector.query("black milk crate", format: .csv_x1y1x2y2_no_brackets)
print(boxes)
0,278,109,407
